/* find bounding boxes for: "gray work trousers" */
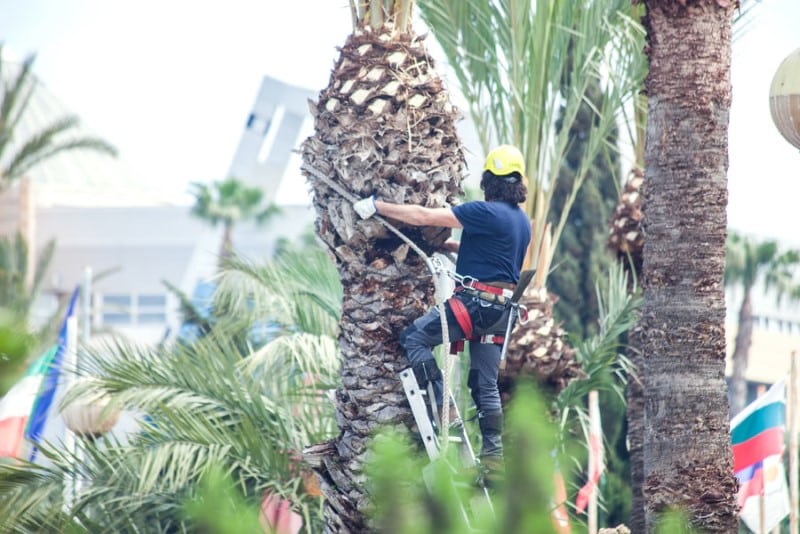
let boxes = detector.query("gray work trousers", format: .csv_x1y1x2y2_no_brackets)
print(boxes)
399,292,505,415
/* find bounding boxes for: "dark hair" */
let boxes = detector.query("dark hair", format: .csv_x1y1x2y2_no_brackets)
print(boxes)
480,171,527,204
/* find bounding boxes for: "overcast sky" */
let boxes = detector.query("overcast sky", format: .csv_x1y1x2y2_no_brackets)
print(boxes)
1,0,800,243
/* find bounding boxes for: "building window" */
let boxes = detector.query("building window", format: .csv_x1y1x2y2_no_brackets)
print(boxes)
137,294,167,325
99,293,168,327
138,295,166,307
257,106,284,163
139,312,167,324
102,294,132,325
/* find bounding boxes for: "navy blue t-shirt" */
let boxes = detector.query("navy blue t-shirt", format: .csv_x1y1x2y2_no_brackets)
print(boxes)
452,201,531,284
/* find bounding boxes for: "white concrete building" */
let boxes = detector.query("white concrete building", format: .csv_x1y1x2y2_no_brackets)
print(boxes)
1,73,320,346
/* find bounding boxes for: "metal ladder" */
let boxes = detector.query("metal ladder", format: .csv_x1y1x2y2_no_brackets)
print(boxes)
398,367,494,520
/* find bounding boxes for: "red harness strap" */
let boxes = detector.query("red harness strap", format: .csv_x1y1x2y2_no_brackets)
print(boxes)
447,296,473,338
465,280,513,296
446,297,505,354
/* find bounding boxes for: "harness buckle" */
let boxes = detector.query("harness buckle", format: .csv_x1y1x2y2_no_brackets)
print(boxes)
460,276,477,290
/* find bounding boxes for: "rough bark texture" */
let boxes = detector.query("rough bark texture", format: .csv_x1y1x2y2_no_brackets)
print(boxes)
640,1,738,532
729,291,753,416
301,26,466,533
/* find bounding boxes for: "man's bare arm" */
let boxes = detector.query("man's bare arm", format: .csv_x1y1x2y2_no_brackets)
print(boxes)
441,238,460,253
374,200,462,229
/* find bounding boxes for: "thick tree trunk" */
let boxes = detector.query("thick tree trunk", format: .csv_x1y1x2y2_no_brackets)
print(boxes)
729,291,753,416
301,27,466,533
640,1,738,532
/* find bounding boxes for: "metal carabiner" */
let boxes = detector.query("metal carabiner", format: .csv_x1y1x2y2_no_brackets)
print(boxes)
459,275,476,289
517,303,529,325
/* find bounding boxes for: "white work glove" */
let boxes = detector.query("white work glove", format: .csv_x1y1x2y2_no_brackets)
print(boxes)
353,195,377,219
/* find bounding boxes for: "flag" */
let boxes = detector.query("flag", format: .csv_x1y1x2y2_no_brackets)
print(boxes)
0,348,57,458
730,380,790,532
576,390,604,515
24,287,79,462
737,454,790,532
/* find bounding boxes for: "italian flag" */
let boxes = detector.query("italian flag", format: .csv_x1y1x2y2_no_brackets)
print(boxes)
0,347,58,458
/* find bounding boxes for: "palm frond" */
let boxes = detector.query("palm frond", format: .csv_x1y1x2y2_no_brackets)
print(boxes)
4,131,117,181
420,0,645,277
556,262,641,435
215,249,341,337
0,51,37,159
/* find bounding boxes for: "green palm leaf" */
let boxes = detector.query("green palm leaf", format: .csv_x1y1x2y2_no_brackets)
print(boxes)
0,45,118,191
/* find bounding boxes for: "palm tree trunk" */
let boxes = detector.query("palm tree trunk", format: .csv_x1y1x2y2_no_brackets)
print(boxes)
301,23,466,532
730,290,753,416
640,1,738,532
220,222,233,268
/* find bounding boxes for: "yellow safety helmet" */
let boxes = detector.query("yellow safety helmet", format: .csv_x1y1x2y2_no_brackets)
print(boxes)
483,145,525,177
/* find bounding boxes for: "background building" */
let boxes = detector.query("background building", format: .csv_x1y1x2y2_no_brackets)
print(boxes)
1,74,321,345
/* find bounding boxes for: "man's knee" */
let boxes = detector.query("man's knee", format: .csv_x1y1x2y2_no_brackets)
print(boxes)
399,323,416,350
469,369,502,415
468,369,481,412
411,359,442,388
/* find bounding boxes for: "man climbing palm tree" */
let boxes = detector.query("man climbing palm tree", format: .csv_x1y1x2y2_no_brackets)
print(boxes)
354,145,531,485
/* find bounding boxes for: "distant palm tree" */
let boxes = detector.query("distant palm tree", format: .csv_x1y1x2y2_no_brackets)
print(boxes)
0,45,117,192
725,230,800,415
189,177,280,267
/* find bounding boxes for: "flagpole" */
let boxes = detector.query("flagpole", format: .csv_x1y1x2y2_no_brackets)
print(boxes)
588,390,599,534
71,267,92,499
82,267,92,345
754,383,767,534
790,351,798,534
62,315,78,513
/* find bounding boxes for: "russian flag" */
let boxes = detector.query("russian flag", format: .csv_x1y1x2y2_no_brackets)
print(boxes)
730,383,785,474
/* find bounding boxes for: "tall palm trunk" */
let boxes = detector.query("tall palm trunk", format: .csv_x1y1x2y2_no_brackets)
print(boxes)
640,1,738,531
220,221,234,267
301,16,466,532
729,290,753,416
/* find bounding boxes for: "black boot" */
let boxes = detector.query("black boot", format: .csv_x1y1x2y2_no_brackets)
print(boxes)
478,411,505,490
